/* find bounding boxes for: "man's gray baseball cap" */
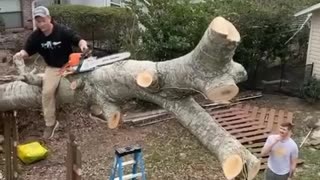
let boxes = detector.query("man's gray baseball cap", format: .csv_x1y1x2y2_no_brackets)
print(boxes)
34,6,50,18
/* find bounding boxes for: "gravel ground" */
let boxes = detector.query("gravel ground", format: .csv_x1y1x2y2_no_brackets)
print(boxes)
15,105,225,180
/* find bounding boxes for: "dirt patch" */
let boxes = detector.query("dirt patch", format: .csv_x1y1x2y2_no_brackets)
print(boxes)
0,30,31,51
15,105,225,180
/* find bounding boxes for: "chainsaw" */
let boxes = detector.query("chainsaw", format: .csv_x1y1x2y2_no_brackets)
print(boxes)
59,50,131,76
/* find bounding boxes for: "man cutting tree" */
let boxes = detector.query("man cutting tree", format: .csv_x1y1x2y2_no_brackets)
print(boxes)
14,6,88,139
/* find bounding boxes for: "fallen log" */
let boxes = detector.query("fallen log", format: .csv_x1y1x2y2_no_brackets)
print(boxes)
0,16,260,179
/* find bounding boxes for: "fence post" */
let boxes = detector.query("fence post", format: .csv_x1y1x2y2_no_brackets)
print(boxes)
279,61,286,90
303,63,314,84
66,133,82,180
12,111,18,179
2,111,18,180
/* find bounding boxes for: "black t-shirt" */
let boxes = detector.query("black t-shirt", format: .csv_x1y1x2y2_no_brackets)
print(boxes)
24,23,81,68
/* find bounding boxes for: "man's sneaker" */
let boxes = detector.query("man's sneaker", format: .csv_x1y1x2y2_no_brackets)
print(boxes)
43,121,59,139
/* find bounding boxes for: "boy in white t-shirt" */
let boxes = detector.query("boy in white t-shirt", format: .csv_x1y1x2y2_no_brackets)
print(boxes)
261,122,299,180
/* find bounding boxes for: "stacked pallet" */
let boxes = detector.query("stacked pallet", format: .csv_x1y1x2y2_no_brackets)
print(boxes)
215,104,294,169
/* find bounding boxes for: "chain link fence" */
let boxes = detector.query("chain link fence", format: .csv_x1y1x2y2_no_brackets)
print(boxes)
242,62,314,97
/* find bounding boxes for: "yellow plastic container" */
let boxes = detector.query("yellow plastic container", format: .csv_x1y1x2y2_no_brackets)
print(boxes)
17,141,48,164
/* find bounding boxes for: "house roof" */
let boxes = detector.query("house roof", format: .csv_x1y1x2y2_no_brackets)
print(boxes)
294,3,320,17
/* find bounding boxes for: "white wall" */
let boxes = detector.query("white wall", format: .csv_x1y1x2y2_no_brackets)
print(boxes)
307,10,320,78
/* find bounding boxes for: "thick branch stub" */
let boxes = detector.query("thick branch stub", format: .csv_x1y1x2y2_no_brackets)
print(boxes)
13,56,26,75
108,111,122,129
211,16,240,42
21,73,43,86
94,94,122,129
136,70,158,88
190,16,241,70
90,104,122,129
12,56,43,86
222,154,243,179
205,83,239,102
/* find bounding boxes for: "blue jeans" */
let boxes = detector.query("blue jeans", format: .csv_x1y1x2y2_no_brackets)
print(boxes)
265,168,290,180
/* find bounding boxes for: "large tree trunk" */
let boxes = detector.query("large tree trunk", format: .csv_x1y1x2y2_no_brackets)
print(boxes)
0,17,260,179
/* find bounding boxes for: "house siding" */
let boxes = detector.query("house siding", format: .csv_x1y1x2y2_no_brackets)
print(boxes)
66,0,123,7
21,0,33,29
307,10,320,78
68,0,105,7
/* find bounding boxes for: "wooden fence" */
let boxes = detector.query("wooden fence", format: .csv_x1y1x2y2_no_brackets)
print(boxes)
1,111,18,180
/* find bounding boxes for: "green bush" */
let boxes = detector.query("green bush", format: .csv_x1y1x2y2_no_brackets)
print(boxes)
301,77,320,103
48,4,138,53
127,0,318,64
127,0,210,60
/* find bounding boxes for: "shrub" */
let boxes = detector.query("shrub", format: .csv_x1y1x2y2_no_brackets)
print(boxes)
300,77,320,103
126,0,210,61
48,4,138,53
127,0,318,65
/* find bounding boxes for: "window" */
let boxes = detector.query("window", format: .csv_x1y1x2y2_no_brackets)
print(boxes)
108,0,123,7
0,0,22,28
54,0,62,4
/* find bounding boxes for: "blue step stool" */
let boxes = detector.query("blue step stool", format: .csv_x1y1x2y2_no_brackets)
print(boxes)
109,144,146,180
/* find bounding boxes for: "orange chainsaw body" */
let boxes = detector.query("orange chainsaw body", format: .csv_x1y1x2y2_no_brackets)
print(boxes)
59,53,83,75
68,53,82,66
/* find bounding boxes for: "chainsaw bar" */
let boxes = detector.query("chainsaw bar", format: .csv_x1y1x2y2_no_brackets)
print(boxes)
73,52,131,73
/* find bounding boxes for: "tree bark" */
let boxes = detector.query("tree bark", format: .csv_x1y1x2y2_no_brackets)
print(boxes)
0,17,260,179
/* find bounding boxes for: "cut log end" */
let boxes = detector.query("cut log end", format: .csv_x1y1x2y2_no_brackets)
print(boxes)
206,84,239,102
136,71,157,88
222,154,243,179
89,105,122,129
108,111,122,129
210,16,240,42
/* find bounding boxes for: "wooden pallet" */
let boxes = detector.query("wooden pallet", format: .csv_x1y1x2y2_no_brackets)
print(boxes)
212,104,294,170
